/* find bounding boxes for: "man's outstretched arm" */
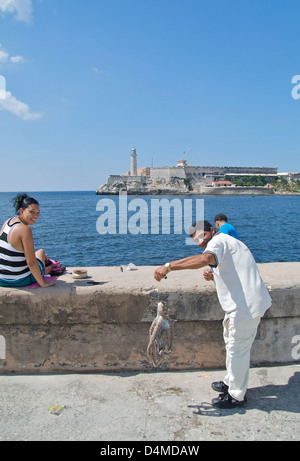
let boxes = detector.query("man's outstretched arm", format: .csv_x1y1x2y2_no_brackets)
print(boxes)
154,253,216,282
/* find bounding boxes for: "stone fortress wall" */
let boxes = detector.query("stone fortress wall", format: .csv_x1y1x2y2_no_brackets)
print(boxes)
109,165,278,183
96,148,299,195
104,162,278,185
150,165,278,183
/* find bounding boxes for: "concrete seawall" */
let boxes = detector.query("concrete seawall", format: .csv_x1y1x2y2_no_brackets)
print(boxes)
0,262,299,374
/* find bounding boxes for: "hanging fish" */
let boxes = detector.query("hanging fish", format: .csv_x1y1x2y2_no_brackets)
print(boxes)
147,302,176,367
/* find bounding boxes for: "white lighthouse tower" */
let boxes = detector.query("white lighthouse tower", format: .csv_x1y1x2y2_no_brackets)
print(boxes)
130,148,137,176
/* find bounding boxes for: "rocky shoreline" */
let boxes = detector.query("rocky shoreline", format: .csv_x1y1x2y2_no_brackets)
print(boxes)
96,177,299,196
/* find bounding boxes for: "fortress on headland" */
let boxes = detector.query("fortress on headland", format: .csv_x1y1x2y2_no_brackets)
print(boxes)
96,148,299,195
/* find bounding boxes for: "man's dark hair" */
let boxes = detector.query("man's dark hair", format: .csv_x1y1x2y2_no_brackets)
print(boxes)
189,220,213,236
214,213,228,222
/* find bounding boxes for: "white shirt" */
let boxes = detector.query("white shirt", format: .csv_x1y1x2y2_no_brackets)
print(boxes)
204,233,272,321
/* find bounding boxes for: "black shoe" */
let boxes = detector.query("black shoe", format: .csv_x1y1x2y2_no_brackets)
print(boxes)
212,392,247,409
211,381,229,393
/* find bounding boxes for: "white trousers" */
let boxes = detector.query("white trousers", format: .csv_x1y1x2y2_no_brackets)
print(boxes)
223,315,261,401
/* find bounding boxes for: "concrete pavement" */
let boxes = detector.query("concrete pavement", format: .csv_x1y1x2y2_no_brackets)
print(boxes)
0,364,299,441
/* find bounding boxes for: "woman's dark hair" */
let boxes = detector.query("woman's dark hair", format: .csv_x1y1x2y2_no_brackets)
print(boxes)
12,193,39,214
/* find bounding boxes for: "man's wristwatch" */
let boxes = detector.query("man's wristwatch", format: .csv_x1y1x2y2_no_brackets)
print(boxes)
165,262,171,272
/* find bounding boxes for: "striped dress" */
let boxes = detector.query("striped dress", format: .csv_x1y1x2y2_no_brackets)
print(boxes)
0,218,31,282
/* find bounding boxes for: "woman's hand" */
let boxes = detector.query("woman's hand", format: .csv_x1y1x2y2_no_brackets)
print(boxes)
40,279,56,288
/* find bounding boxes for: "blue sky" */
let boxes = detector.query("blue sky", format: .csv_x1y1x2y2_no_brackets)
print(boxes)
0,0,299,191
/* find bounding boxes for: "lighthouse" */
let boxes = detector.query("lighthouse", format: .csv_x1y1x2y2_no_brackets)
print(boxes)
130,148,137,176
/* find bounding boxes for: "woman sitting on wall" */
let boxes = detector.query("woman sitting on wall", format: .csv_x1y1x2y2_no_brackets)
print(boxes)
0,193,55,288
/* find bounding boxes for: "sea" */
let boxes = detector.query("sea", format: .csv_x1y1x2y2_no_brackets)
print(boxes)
0,191,299,268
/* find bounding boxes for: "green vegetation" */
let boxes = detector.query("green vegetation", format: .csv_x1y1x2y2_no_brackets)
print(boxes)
292,180,300,193
171,176,191,186
225,175,269,186
225,175,299,192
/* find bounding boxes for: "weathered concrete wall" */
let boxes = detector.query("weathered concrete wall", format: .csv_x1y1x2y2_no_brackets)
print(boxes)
0,263,299,374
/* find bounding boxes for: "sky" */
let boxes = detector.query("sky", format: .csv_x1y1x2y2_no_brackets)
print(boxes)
0,0,300,192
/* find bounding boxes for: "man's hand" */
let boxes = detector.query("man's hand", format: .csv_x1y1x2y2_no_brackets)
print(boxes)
154,265,168,282
203,268,214,281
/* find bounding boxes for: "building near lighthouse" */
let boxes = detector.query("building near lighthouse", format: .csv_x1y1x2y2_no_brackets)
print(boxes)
96,147,298,195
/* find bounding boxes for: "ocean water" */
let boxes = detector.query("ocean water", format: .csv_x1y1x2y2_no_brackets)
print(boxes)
0,191,299,267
